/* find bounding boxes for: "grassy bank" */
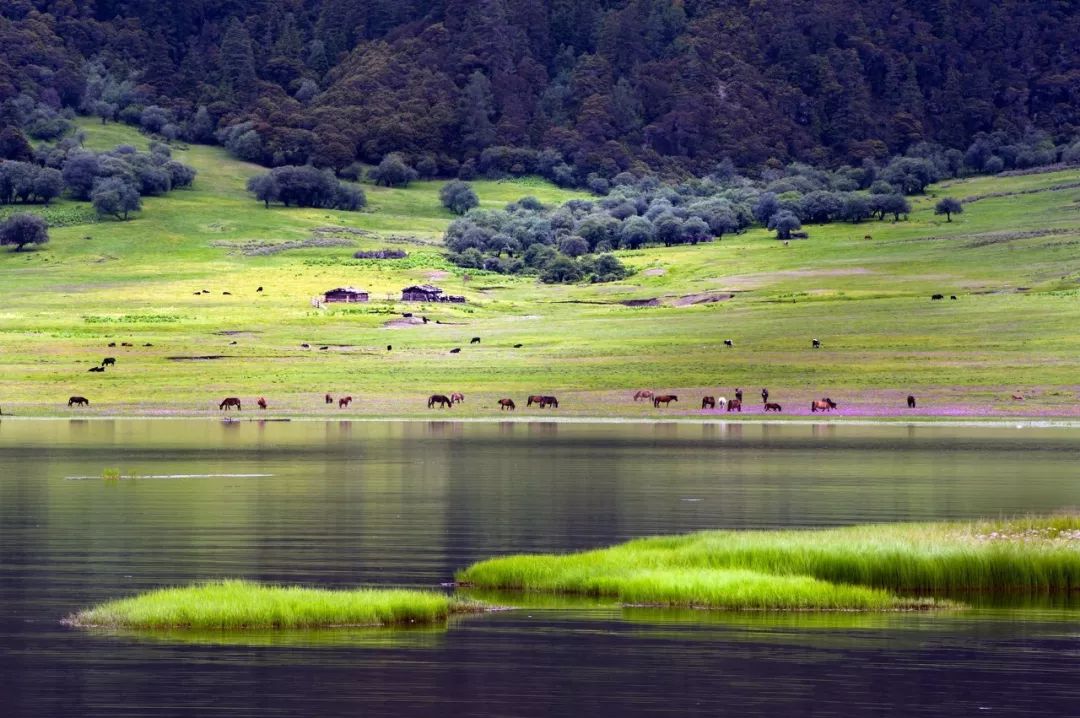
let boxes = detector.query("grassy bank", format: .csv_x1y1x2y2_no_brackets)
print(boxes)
457,516,1080,608
1,120,1079,418
66,580,473,629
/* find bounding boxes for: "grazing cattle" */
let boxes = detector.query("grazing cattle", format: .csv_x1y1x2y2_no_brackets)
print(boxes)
498,398,516,411
863,234,873,240
812,339,821,348
450,392,465,404
88,366,105,373
121,342,132,347
527,395,545,407
1011,394,1024,401
319,346,329,350
701,396,716,409
143,343,153,347
723,339,734,347
931,294,944,300
230,341,238,345
950,295,957,300
422,316,429,324
449,347,461,354
387,345,392,351
726,399,742,412
633,390,654,402
811,398,838,413
653,395,678,407
428,394,452,408
257,397,267,410
219,397,242,411
470,337,481,344
301,343,310,348
761,388,769,403
68,396,90,407
907,395,916,409
764,402,782,412
541,396,559,408
194,291,201,295
513,343,523,348
223,291,232,296
325,393,334,404
202,290,210,294
257,287,263,292
339,397,352,408
402,312,412,318
108,342,116,347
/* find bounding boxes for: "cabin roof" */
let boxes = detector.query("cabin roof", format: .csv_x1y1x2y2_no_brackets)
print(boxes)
325,286,368,294
402,284,443,293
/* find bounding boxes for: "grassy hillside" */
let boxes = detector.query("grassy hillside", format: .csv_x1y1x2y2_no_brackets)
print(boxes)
1,121,1079,419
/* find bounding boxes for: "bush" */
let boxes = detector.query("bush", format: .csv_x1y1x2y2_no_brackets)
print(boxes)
439,180,479,215
91,177,141,220
246,165,365,210
0,212,48,250
369,153,418,187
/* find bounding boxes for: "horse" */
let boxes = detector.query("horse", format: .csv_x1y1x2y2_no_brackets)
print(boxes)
450,392,465,404
950,295,957,300
863,234,873,240
527,395,546,407
716,396,727,410
761,388,769,403
257,397,268,410
325,393,333,404
653,395,678,407
449,348,461,354
219,397,242,411
257,286,263,292
734,388,743,403
470,337,481,344
339,396,352,408
907,395,916,409
811,398,837,413
541,396,559,408
107,342,116,348
302,343,310,349
498,398,516,411
701,396,716,409
102,357,116,367
88,366,105,373
634,390,654,402
68,396,89,407
931,294,944,300
387,345,392,351
513,343,523,348
764,402,782,412
726,399,742,412
428,394,452,408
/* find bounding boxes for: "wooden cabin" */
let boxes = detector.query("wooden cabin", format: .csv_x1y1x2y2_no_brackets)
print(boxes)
401,284,466,303
323,287,369,303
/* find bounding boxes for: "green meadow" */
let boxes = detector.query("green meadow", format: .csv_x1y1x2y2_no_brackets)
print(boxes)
2,119,1079,418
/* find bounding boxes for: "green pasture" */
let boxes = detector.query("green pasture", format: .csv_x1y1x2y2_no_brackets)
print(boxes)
1,119,1079,418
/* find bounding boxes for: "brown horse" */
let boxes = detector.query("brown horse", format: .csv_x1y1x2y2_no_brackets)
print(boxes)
219,397,242,411
498,398,516,411
634,390,654,402
811,398,837,413
339,396,352,408
764,402,782,412
428,394,452,408
450,392,465,404
325,393,333,404
907,395,916,409
257,397,268,409
68,396,90,407
726,399,742,412
527,395,546,407
701,396,716,409
653,395,678,407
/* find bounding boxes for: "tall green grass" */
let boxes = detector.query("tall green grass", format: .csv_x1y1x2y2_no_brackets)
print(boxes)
67,579,471,629
457,516,1080,609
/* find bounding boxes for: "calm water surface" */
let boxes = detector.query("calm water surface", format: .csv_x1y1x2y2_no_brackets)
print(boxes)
1,420,1079,717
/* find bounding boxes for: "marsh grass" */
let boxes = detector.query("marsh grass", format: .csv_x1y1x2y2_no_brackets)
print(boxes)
67,579,476,629
457,516,1080,610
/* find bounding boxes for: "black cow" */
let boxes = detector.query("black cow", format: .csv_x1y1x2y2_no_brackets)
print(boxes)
471,337,481,344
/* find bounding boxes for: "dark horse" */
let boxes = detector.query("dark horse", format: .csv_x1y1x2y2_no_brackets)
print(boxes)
764,402,782,412
325,393,333,404
498,398,516,411
428,394,452,408
257,397,267,409
541,396,559,408
220,397,242,411
102,357,116,367
811,398,837,413
339,396,352,408
653,395,678,407
701,396,716,409
907,395,916,409
726,399,742,412
68,396,90,407
527,395,546,407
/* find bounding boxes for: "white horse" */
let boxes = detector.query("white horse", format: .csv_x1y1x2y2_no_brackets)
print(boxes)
716,396,727,411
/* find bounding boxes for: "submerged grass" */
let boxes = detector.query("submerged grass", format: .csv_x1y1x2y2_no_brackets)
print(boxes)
67,579,470,629
457,516,1080,610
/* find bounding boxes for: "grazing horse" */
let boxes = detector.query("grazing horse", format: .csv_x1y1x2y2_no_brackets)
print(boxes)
498,398,516,411
428,394,452,408
513,343,523,348
950,295,957,300
701,396,716,409
257,286,263,292
527,395,546,407
257,397,268,410
931,294,944,300
653,395,678,407
540,396,559,408
634,390,654,402
102,357,116,367
470,337,481,344
716,396,727,411
726,399,742,412
219,397,242,411
764,402,782,412
811,398,837,413
325,393,333,404
68,396,90,407
907,395,916,409
450,392,465,404
812,339,821,349
88,366,105,373
449,348,461,354
339,396,352,408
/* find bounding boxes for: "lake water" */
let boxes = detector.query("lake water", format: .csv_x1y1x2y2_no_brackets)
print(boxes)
1,419,1079,717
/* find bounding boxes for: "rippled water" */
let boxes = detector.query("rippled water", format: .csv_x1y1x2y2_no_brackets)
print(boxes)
1,420,1078,716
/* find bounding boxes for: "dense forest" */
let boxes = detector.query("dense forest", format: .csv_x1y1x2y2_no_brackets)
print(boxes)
0,0,1077,183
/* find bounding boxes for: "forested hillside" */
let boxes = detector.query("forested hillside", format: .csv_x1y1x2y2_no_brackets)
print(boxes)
1,0,1077,182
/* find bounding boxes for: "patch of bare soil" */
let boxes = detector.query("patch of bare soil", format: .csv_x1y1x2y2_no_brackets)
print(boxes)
643,268,666,276
384,317,425,328
621,298,661,307
673,292,734,306
167,355,229,361
426,270,451,280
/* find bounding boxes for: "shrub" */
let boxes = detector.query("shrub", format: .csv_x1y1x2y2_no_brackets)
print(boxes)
0,212,48,250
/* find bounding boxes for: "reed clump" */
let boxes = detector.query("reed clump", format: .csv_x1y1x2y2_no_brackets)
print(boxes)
457,515,1080,610
67,580,476,630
